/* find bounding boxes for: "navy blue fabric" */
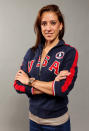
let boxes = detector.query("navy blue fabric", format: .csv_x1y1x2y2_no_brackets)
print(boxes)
30,119,71,131
14,39,78,118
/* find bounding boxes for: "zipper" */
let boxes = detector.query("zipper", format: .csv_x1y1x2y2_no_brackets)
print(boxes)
38,55,42,79
38,47,53,79
39,63,41,79
38,40,64,79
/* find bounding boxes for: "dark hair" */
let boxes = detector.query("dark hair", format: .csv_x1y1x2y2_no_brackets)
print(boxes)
32,4,65,51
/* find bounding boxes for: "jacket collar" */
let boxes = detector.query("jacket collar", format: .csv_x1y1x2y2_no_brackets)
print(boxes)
38,39,65,51
55,39,65,47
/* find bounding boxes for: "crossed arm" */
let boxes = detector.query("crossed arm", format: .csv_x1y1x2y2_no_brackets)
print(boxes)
15,69,70,95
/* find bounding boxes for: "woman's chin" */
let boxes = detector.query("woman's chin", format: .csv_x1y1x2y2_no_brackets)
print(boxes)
45,37,54,42
45,37,59,43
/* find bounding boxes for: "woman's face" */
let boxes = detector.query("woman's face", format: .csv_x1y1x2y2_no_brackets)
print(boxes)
41,11,63,43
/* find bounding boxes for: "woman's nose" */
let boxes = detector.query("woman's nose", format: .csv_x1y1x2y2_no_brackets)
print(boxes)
46,23,51,31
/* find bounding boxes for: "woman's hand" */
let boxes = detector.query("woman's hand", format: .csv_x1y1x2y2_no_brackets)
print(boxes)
15,69,32,85
55,70,71,81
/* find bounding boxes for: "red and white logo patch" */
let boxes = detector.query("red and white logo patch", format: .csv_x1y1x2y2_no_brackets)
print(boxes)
55,51,64,59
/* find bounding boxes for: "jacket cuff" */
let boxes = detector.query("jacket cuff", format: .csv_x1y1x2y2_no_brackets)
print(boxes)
31,87,34,95
25,85,32,95
53,81,66,97
52,80,55,96
54,81,62,96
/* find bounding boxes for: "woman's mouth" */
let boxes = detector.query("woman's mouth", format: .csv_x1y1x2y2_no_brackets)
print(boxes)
45,33,53,36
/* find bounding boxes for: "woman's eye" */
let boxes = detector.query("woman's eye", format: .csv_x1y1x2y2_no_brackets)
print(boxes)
51,21,56,25
41,22,47,26
41,21,56,26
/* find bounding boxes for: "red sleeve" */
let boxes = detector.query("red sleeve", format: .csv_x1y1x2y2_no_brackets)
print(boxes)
52,48,78,97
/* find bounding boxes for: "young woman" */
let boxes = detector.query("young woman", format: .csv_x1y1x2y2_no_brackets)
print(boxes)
14,4,78,131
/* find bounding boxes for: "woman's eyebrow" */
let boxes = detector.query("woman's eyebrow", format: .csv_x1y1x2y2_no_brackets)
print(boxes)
41,20,57,22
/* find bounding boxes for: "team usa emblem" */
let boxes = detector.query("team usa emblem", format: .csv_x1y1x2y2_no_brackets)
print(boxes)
55,51,64,59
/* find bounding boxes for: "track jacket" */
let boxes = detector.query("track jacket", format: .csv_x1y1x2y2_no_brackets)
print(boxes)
14,40,78,118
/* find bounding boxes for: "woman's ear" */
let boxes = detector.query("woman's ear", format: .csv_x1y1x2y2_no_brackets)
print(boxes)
59,23,63,31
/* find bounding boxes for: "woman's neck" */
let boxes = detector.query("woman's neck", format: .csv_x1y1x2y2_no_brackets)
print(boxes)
45,38,59,49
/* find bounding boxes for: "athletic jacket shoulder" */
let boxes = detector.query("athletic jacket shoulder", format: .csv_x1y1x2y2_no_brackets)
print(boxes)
64,43,78,53
24,48,35,60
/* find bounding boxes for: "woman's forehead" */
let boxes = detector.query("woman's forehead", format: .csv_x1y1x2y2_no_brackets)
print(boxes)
41,11,58,21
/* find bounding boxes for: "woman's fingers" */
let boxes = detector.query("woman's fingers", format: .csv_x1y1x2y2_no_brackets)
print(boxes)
55,76,67,81
15,69,34,85
15,74,22,80
55,70,71,81
16,70,26,78
18,69,25,74
16,69,25,75
61,72,70,77
15,70,25,81
60,70,70,76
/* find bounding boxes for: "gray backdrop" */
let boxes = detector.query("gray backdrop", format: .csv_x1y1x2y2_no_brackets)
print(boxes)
0,0,89,131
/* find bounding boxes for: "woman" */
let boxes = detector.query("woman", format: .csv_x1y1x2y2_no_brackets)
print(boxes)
14,4,78,131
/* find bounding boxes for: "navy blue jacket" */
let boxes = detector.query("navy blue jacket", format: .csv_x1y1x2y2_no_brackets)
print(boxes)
14,40,78,118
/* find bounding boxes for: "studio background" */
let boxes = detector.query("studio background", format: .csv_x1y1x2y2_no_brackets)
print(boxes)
0,0,89,131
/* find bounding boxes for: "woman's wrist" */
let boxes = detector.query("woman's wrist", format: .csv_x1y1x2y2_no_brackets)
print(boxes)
28,78,35,86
